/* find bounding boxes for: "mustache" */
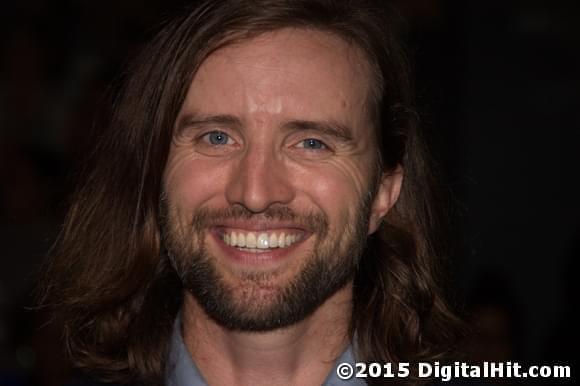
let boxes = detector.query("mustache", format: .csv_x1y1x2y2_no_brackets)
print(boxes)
189,205,329,235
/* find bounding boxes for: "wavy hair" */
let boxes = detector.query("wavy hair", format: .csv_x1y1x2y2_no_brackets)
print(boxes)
39,0,461,384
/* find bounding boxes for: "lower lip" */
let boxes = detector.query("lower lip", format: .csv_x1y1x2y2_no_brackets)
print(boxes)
209,229,308,266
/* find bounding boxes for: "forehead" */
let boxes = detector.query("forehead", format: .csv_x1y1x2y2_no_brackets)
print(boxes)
181,28,373,131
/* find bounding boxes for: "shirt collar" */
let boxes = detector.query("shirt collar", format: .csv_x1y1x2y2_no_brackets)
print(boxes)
165,317,365,385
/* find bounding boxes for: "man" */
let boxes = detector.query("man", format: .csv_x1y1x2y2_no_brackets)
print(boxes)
41,0,460,385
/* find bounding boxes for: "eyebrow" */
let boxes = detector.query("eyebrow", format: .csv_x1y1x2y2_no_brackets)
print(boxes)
176,114,242,132
282,120,354,142
176,114,354,142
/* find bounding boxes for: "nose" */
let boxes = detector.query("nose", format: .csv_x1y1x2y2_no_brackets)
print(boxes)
225,144,294,213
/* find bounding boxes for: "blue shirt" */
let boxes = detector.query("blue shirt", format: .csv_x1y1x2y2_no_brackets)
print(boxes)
165,319,365,386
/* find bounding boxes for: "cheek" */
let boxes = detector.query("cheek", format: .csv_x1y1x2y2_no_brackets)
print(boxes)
164,154,230,211
291,160,369,227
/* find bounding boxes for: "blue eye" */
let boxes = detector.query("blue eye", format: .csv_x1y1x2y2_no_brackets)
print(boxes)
302,138,326,149
206,131,229,145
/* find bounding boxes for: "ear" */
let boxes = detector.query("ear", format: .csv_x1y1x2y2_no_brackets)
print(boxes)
368,165,403,235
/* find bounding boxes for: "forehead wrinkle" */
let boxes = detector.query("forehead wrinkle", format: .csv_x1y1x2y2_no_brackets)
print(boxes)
211,28,369,82
221,54,306,78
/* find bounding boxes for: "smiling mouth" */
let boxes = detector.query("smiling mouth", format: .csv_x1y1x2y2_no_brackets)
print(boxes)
218,229,305,251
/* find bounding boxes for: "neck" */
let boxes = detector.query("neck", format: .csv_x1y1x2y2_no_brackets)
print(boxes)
181,283,353,386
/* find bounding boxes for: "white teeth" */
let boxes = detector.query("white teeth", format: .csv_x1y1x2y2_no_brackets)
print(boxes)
268,233,278,248
246,233,256,248
222,230,301,249
257,233,269,249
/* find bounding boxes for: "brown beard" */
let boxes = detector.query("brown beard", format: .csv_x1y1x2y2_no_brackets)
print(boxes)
160,201,372,332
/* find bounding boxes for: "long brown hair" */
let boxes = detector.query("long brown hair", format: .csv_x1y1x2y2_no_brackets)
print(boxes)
39,1,461,384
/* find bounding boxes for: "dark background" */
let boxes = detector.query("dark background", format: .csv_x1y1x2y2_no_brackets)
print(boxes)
0,1,578,385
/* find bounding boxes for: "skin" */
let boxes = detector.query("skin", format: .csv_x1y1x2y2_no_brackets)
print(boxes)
163,28,402,386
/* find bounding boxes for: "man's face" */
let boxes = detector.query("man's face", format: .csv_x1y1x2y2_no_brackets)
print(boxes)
162,28,401,331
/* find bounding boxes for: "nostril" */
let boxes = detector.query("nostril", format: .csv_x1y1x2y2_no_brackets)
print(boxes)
224,154,294,212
